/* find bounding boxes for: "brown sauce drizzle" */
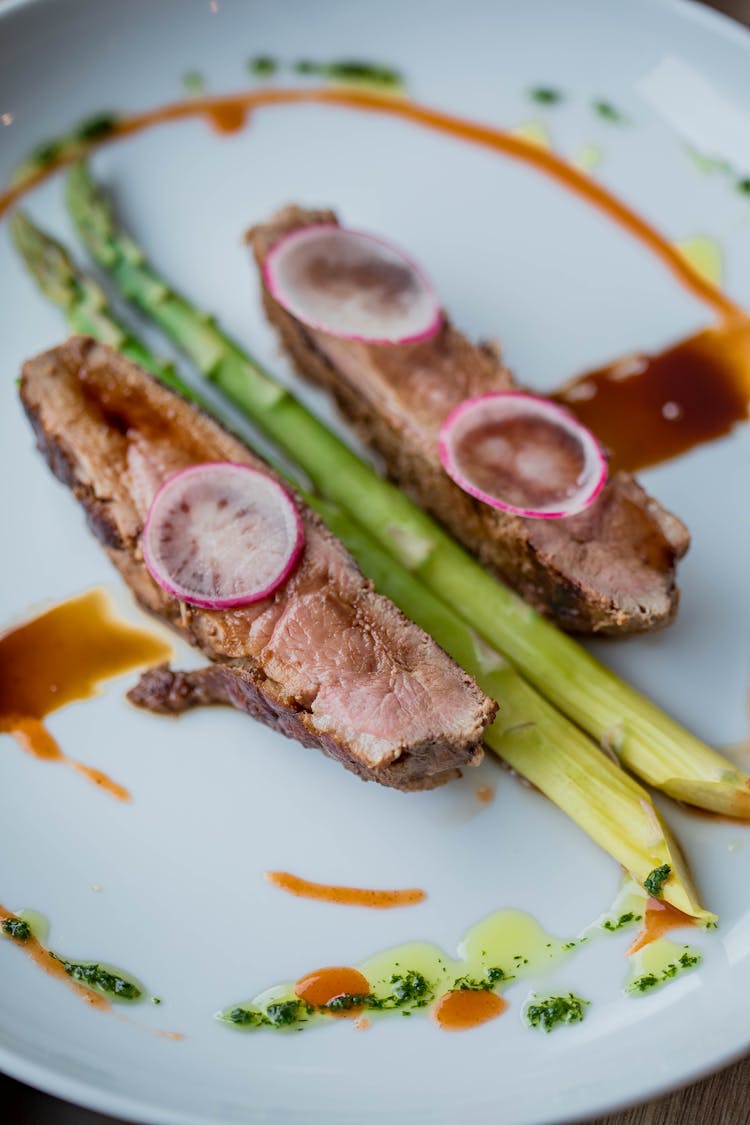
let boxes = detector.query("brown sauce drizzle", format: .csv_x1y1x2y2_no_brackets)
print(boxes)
294,966,370,1016
432,988,508,1031
1,85,748,471
627,898,697,955
0,904,109,1010
0,588,172,798
265,870,426,909
556,322,750,472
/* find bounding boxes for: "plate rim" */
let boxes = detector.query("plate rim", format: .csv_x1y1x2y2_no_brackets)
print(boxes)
1,0,749,1121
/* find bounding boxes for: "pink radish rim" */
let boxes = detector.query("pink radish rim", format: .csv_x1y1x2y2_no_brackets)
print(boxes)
142,461,305,609
263,223,443,346
438,392,608,519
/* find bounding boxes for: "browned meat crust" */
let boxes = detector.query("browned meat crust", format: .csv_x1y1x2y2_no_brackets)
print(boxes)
248,206,690,635
127,664,464,790
20,337,495,790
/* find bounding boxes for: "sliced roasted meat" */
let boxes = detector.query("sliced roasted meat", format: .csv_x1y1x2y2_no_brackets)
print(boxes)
248,206,690,635
20,337,495,790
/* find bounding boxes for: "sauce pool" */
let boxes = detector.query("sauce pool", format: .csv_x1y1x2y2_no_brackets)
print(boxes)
432,988,508,1031
0,588,172,798
265,871,426,909
556,322,750,473
294,966,370,1015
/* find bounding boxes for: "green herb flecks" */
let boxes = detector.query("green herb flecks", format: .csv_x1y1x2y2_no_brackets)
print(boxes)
182,71,206,94
324,993,370,1013
561,937,589,951
1,918,31,942
345,970,434,1012
266,999,306,1026
529,87,563,105
525,993,589,1032
57,959,142,1001
387,970,432,1007
644,864,671,899
592,100,629,125
602,912,641,933
248,55,278,77
453,966,508,992
685,147,732,176
683,146,750,199
628,949,701,994
227,1005,268,1027
74,113,119,142
293,58,403,92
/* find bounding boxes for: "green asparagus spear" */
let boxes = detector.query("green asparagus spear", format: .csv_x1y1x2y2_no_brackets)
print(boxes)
313,496,712,921
64,160,750,820
10,211,176,385
13,210,715,919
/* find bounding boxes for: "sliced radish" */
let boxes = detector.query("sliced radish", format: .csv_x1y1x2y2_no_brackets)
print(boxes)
142,463,304,608
438,393,608,519
264,224,441,345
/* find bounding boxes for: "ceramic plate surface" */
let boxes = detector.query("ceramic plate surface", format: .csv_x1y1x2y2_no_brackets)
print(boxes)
1,1,749,1122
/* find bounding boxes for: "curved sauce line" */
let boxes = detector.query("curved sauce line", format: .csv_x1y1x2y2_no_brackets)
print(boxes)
0,85,742,322
0,904,110,1010
265,870,426,908
9,716,131,802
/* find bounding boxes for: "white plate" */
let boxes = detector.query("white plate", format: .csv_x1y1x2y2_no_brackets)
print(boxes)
1,0,749,1122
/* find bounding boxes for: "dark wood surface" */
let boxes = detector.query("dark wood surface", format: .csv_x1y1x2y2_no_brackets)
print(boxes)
2,0,749,1122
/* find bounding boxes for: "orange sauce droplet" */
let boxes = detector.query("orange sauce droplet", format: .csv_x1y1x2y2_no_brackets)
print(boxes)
1,86,747,469
354,1016,371,1031
265,871,426,909
0,588,172,799
432,988,508,1031
627,897,697,955
205,99,249,134
294,966,370,1015
476,786,495,804
0,904,109,1010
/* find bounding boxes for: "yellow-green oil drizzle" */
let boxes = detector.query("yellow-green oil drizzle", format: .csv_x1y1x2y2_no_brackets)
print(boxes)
586,875,646,936
571,143,602,173
221,882,708,1033
0,906,145,1006
673,237,723,287
626,940,702,995
219,909,581,1032
592,877,704,995
511,120,551,150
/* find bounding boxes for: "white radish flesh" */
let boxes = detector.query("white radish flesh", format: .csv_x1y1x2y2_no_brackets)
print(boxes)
439,393,608,519
264,224,441,345
142,462,304,608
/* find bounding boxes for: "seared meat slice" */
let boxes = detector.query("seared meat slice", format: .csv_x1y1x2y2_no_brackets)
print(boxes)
248,206,690,635
20,337,495,790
